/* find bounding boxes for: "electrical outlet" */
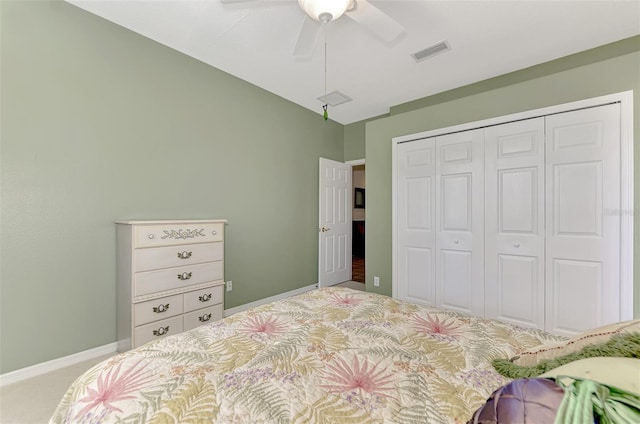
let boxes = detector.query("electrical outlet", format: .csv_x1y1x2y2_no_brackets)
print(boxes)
226,280,233,292
373,276,380,287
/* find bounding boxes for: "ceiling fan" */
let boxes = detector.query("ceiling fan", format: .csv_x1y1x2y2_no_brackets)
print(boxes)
222,0,406,56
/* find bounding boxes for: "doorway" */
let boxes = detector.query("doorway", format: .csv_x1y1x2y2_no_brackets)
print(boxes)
351,161,365,284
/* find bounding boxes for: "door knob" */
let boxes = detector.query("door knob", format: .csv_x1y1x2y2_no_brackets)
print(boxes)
319,227,330,232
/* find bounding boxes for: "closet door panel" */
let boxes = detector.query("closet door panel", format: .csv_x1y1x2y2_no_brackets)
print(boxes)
435,130,484,316
499,168,537,233
441,173,472,231
397,139,436,305
497,255,539,322
440,249,472,311
405,247,433,302
553,162,602,237
550,259,601,332
485,118,544,329
545,104,620,336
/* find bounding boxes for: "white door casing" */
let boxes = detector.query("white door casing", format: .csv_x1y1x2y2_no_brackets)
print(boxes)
318,158,352,287
545,104,621,336
435,129,485,316
485,118,545,329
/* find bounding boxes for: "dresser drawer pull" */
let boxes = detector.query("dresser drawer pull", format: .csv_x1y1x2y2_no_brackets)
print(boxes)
153,326,169,336
177,272,193,280
147,234,155,240
177,251,192,259
199,313,212,323
199,293,212,302
152,303,170,313
212,230,217,236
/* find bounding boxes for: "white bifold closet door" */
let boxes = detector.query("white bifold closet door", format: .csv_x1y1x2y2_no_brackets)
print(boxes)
485,118,545,330
396,101,623,335
435,130,484,316
396,138,436,305
544,104,620,336
396,130,484,317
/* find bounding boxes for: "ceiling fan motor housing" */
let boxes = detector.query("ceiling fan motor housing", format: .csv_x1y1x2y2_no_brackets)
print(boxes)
298,0,353,23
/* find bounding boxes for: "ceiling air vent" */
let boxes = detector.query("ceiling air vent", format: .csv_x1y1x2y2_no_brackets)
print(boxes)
317,90,352,107
411,40,451,63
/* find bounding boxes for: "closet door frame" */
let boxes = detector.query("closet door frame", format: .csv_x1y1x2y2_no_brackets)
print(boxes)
392,90,634,322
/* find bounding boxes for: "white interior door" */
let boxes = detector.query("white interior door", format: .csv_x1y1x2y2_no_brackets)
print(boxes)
318,158,352,287
545,104,621,336
485,118,545,329
396,138,436,305
435,129,485,316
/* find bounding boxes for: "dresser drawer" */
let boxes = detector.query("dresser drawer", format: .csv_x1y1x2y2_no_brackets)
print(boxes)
184,304,224,331
184,285,224,312
134,242,224,272
134,315,184,348
134,293,184,326
135,222,223,248
134,262,223,298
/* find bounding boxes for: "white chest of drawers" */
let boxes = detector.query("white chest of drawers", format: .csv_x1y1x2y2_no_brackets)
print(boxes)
116,219,226,350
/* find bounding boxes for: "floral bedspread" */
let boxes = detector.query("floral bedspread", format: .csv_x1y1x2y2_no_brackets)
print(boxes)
50,287,564,423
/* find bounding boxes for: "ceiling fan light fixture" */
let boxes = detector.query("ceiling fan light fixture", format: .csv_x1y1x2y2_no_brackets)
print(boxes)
298,0,352,23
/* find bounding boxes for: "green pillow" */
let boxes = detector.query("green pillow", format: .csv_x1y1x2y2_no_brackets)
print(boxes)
541,357,640,395
492,332,640,379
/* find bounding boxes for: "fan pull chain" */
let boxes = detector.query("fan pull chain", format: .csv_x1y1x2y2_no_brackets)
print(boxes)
322,21,328,121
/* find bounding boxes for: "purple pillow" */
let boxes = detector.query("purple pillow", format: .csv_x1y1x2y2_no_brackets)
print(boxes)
468,378,564,424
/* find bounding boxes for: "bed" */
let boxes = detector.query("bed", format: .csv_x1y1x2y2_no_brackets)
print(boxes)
50,287,569,423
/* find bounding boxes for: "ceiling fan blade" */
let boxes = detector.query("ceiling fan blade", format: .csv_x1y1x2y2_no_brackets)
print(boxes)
293,16,321,57
346,0,405,43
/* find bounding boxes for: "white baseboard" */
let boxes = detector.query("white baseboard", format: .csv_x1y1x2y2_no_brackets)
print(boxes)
0,285,317,387
0,342,118,388
224,284,317,317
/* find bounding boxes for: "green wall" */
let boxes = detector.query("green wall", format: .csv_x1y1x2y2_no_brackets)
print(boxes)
364,39,640,321
344,114,386,161
1,1,638,376
0,0,343,373
343,120,367,162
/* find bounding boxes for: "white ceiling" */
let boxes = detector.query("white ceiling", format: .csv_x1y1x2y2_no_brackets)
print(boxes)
66,0,640,124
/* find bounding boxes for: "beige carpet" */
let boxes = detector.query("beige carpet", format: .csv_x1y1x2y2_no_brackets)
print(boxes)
0,354,112,424
334,280,366,291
